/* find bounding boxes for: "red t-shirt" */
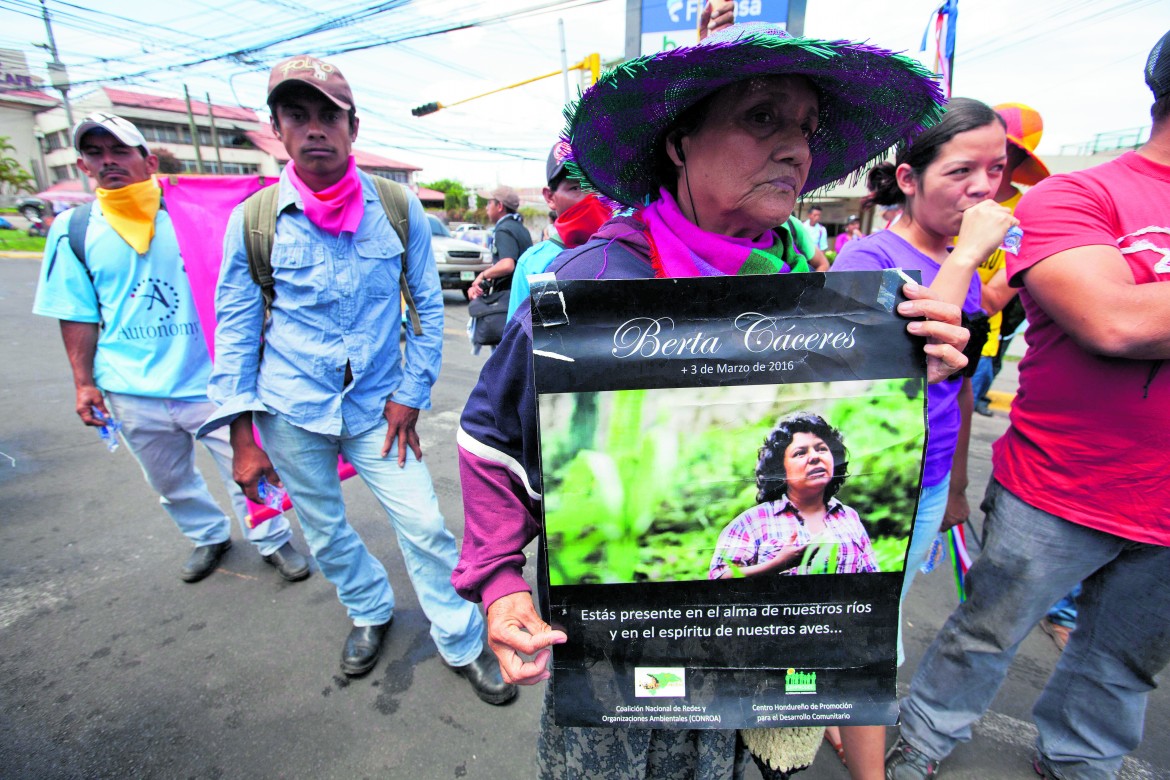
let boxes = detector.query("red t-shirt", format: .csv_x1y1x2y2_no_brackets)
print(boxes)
994,151,1170,545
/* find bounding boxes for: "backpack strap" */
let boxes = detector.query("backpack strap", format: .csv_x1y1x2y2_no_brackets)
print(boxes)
242,184,280,319
372,177,423,337
67,200,94,269
41,201,98,326
46,200,95,283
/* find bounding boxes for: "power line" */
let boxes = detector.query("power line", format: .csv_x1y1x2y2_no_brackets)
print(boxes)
960,0,1160,64
307,0,606,59
2,0,606,167
43,0,604,91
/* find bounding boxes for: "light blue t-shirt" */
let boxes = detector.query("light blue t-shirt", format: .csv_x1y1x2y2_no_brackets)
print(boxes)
32,202,213,401
506,238,565,321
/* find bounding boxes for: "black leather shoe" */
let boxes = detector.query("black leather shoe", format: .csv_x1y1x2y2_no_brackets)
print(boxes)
340,619,392,677
181,539,232,583
263,541,310,582
449,647,518,705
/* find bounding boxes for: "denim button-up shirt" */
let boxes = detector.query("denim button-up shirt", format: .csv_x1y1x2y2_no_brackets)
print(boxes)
205,169,443,437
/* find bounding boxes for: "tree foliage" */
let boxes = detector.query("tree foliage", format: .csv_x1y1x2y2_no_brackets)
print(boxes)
421,178,469,213
0,136,35,194
154,147,183,174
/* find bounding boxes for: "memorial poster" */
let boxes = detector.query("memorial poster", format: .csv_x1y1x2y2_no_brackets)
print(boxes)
530,271,928,729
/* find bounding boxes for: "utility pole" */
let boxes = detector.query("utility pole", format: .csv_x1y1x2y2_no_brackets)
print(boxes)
183,85,205,173
206,92,224,173
558,18,570,104
39,0,88,192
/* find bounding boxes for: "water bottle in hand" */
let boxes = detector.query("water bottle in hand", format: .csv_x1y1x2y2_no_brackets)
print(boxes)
257,476,287,511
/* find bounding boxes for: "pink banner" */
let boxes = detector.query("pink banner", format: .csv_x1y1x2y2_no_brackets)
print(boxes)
160,174,356,527
159,175,273,358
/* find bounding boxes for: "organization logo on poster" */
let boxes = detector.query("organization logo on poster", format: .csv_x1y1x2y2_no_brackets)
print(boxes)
784,668,817,695
635,667,686,697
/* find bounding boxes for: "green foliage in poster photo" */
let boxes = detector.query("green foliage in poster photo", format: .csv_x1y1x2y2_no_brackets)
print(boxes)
540,379,924,586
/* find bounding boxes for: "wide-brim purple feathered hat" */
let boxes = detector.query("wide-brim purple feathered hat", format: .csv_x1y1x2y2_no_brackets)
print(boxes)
563,23,946,208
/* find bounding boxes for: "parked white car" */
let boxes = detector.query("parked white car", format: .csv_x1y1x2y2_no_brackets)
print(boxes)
427,214,491,299
453,224,492,248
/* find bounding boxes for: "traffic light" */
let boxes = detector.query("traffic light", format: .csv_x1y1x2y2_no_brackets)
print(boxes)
411,102,441,117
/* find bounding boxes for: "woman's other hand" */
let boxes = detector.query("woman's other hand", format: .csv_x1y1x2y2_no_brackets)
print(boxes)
899,282,970,384
942,488,970,533
953,199,1018,267
486,592,568,685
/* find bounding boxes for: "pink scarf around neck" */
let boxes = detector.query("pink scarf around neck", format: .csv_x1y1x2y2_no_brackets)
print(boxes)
640,188,788,277
286,156,365,236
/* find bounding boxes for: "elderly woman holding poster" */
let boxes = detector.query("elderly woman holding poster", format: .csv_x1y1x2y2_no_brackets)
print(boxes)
453,23,966,780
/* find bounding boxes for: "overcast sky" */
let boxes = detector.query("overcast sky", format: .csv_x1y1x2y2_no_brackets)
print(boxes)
3,0,1167,189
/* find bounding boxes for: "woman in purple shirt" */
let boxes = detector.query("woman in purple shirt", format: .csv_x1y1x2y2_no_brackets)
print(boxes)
830,96,1018,774
831,98,1017,630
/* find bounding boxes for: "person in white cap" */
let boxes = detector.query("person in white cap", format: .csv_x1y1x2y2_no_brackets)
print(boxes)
31,112,309,584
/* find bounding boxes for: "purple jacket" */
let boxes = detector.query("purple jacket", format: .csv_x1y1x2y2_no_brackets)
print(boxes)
452,218,656,608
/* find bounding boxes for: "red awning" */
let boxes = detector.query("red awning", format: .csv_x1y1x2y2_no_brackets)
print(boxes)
33,179,95,205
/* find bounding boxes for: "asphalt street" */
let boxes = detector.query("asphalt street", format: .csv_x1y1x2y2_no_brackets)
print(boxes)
1,254,1166,780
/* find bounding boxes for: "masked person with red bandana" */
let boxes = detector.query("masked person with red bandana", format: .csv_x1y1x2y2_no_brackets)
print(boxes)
506,142,612,321
202,56,514,703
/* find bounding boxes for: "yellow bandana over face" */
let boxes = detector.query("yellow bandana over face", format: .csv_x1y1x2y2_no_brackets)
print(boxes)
95,177,161,255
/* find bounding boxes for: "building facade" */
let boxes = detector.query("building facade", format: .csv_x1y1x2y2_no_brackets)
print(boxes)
16,85,421,195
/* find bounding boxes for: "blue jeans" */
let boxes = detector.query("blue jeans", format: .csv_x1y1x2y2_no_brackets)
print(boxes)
970,355,994,407
897,473,952,665
899,479,1170,779
107,393,291,555
254,413,484,666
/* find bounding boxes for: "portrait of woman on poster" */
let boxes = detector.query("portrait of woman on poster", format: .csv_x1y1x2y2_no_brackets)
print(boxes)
709,413,879,578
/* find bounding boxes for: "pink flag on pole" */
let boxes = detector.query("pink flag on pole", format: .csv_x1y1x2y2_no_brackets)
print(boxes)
160,175,357,527
159,175,272,358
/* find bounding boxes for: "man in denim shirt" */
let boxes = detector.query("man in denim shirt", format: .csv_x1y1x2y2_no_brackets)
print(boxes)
202,55,515,704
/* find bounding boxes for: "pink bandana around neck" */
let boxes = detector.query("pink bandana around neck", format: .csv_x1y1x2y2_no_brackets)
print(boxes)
286,156,364,236
639,188,787,277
